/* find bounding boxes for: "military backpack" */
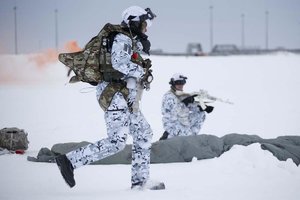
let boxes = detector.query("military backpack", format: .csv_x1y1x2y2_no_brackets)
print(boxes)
58,23,132,85
0,127,29,150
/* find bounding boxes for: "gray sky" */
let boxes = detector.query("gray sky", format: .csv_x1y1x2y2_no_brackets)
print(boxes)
0,0,300,54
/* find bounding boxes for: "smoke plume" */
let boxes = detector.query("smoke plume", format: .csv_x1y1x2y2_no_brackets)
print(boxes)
29,41,82,68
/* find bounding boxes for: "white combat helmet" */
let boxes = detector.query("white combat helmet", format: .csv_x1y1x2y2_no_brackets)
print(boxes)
122,6,156,27
169,73,188,85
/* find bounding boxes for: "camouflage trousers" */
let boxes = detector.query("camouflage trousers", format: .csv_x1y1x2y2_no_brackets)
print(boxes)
167,104,206,138
66,92,153,185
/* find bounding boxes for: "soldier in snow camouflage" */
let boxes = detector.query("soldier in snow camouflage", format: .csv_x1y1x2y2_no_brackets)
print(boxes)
55,6,164,190
160,73,213,140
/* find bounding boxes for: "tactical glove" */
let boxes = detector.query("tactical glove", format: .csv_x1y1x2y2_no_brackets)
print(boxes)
182,95,197,106
205,105,214,113
142,58,152,69
198,105,214,113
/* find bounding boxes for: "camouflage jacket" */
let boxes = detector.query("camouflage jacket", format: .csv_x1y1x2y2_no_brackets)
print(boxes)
161,90,206,138
96,33,145,111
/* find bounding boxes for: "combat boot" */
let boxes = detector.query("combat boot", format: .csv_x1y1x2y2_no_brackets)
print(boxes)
55,154,75,188
131,180,165,190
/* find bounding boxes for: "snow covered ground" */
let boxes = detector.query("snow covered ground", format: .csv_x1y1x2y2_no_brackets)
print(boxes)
0,53,300,200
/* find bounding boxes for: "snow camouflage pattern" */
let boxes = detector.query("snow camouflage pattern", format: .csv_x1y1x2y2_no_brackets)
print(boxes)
66,33,152,185
161,90,206,138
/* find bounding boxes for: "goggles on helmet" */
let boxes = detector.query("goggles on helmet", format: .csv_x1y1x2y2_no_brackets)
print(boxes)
170,75,187,85
139,8,156,21
124,7,156,29
174,79,186,85
122,6,156,27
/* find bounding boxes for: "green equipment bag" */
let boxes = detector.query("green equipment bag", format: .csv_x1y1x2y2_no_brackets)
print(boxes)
58,23,131,85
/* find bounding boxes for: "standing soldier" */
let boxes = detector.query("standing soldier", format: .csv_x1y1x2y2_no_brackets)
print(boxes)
55,6,165,190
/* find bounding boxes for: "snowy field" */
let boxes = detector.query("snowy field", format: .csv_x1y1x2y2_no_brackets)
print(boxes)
0,53,300,200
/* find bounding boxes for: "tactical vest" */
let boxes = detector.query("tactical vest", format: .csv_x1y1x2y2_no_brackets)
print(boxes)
58,23,132,84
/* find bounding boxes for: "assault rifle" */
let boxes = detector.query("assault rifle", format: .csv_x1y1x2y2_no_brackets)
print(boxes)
191,89,234,105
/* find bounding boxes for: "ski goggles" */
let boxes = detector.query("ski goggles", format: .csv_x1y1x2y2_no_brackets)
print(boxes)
174,79,186,85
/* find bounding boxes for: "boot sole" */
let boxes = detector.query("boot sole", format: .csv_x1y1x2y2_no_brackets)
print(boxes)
55,157,76,188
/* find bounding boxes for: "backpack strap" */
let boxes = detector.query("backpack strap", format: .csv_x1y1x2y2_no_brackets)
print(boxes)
99,24,134,83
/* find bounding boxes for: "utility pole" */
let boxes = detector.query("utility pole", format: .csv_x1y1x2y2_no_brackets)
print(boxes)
55,8,58,50
265,10,269,50
13,5,18,54
209,5,214,51
241,13,245,49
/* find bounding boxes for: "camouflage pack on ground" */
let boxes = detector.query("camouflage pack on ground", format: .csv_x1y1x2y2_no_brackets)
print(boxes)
58,23,132,84
0,127,29,150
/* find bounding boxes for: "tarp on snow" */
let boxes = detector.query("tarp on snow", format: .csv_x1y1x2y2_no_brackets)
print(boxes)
27,134,300,166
